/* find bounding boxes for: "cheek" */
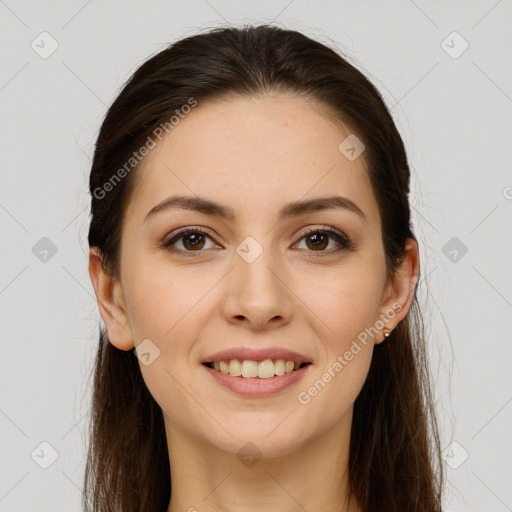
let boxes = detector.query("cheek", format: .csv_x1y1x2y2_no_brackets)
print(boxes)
122,252,215,342
124,265,218,431
122,259,222,411
295,338,373,441
290,264,383,410
298,262,386,342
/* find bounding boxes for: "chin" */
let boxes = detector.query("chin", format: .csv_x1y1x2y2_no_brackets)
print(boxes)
204,418,311,459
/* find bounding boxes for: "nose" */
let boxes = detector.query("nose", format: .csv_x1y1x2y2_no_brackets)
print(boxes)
221,246,293,330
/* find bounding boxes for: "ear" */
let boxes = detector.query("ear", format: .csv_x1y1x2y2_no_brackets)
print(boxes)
88,247,135,351
376,237,420,344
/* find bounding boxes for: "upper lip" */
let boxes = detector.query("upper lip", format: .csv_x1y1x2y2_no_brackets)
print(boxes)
202,347,311,364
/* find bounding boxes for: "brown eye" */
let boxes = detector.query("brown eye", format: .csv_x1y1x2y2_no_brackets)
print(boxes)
181,232,206,251
296,227,352,255
304,232,329,251
163,228,218,257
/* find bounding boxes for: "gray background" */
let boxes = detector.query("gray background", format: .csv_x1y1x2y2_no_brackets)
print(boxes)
1,1,511,510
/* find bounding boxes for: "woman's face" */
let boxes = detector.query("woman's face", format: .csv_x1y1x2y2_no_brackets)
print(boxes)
97,93,412,457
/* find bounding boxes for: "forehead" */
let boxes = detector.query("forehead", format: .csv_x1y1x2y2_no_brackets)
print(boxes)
126,93,380,229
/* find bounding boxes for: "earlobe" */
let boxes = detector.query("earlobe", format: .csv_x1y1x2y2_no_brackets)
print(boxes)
88,247,135,351
376,238,420,344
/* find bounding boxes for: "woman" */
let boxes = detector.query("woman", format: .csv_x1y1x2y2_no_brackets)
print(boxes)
84,24,444,512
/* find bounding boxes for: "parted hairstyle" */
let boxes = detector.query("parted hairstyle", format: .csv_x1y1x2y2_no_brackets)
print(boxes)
84,23,444,512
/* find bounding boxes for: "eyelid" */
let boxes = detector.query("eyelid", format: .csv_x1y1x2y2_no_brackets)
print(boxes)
297,225,349,242
164,225,218,242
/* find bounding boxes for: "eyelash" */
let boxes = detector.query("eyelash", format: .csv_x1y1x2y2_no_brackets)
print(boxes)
162,226,353,259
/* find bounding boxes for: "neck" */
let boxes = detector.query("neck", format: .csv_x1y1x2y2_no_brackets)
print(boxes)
165,410,361,512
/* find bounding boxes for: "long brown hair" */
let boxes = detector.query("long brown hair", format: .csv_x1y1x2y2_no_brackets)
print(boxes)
84,24,444,511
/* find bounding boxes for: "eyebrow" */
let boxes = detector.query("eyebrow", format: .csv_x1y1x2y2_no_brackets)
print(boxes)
144,194,368,224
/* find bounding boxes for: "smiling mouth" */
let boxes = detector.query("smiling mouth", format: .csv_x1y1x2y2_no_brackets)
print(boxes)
203,359,312,379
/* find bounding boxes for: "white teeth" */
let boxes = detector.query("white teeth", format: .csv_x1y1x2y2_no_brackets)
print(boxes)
274,359,285,376
241,360,258,378
229,359,242,376
208,358,306,378
257,359,275,379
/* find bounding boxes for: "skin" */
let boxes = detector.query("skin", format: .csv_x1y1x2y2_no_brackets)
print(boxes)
88,93,419,512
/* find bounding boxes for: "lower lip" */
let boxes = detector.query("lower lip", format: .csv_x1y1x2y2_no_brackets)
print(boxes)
202,363,312,397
